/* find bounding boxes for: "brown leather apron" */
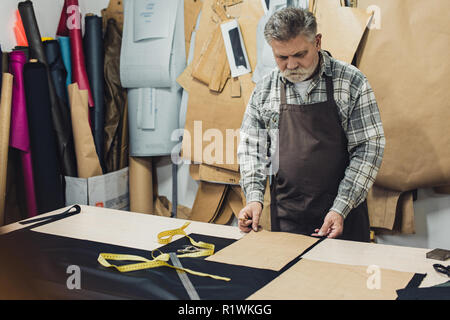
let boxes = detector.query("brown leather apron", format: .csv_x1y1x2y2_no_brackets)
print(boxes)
270,75,370,242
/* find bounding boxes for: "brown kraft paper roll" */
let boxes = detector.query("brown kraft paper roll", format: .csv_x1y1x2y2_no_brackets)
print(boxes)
129,156,154,214
0,73,14,224
68,83,102,178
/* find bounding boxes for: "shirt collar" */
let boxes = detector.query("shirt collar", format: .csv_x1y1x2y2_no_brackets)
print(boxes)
279,50,332,85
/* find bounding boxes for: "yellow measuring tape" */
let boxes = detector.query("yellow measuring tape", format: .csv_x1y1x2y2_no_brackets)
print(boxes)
97,222,230,281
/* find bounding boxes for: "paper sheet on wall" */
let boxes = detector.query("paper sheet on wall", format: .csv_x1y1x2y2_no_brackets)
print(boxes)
128,86,182,156
356,0,450,191
133,0,170,41
247,258,415,300
206,229,319,271
126,0,186,156
120,0,180,88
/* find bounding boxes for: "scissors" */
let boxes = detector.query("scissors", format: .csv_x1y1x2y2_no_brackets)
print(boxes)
177,245,201,254
433,264,450,277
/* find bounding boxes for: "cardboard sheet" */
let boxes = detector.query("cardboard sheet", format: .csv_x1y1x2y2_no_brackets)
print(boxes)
206,229,319,271
357,0,450,191
198,164,241,185
247,258,415,300
65,167,129,210
367,185,415,234
189,181,228,222
183,0,203,61
192,25,230,92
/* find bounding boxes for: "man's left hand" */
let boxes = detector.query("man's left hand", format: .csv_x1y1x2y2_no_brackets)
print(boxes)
311,211,344,239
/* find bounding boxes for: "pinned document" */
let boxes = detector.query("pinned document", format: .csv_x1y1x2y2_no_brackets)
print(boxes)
221,19,251,78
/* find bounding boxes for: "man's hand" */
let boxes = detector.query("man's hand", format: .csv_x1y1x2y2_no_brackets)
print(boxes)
311,211,344,238
238,202,263,232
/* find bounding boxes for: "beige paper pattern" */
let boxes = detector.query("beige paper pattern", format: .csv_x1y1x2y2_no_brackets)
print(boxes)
302,238,447,287
189,181,227,222
0,73,13,224
206,229,318,271
248,258,415,300
198,163,241,185
184,0,203,61
180,0,263,172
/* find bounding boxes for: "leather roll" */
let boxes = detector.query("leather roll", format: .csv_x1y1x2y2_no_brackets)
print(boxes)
84,14,106,173
44,40,68,107
12,46,29,62
23,61,65,214
8,51,38,218
19,0,77,178
1,50,8,74
17,1,47,64
56,0,94,107
0,45,2,92
103,18,128,173
0,45,2,91
57,37,72,91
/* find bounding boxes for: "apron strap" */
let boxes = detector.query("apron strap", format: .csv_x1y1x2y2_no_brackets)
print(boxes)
280,79,287,105
325,75,334,102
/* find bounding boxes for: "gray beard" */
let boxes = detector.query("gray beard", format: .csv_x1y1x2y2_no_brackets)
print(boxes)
282,56,319,83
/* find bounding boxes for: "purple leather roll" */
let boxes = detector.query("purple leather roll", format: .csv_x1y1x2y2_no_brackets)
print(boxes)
9,51,38,217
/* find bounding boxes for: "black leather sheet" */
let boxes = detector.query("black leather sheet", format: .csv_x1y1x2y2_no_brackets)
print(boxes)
0,225,278,300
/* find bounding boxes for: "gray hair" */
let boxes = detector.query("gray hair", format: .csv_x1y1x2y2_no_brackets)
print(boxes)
264,7,317,44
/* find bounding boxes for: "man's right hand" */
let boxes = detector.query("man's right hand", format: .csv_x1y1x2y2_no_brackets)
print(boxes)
238,202,263,232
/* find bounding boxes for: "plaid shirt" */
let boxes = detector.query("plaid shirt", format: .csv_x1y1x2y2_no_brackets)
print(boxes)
238,50,385,219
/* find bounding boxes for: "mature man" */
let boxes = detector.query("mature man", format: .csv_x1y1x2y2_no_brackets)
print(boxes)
237,8,385,242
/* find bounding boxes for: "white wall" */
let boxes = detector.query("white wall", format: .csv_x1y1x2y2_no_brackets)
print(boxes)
1,0,448,249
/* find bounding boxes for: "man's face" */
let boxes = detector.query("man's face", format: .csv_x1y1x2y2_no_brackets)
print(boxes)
270,33,322,82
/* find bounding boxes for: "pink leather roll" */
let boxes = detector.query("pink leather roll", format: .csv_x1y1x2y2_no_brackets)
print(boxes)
9,51,38,217
57,0,94,107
